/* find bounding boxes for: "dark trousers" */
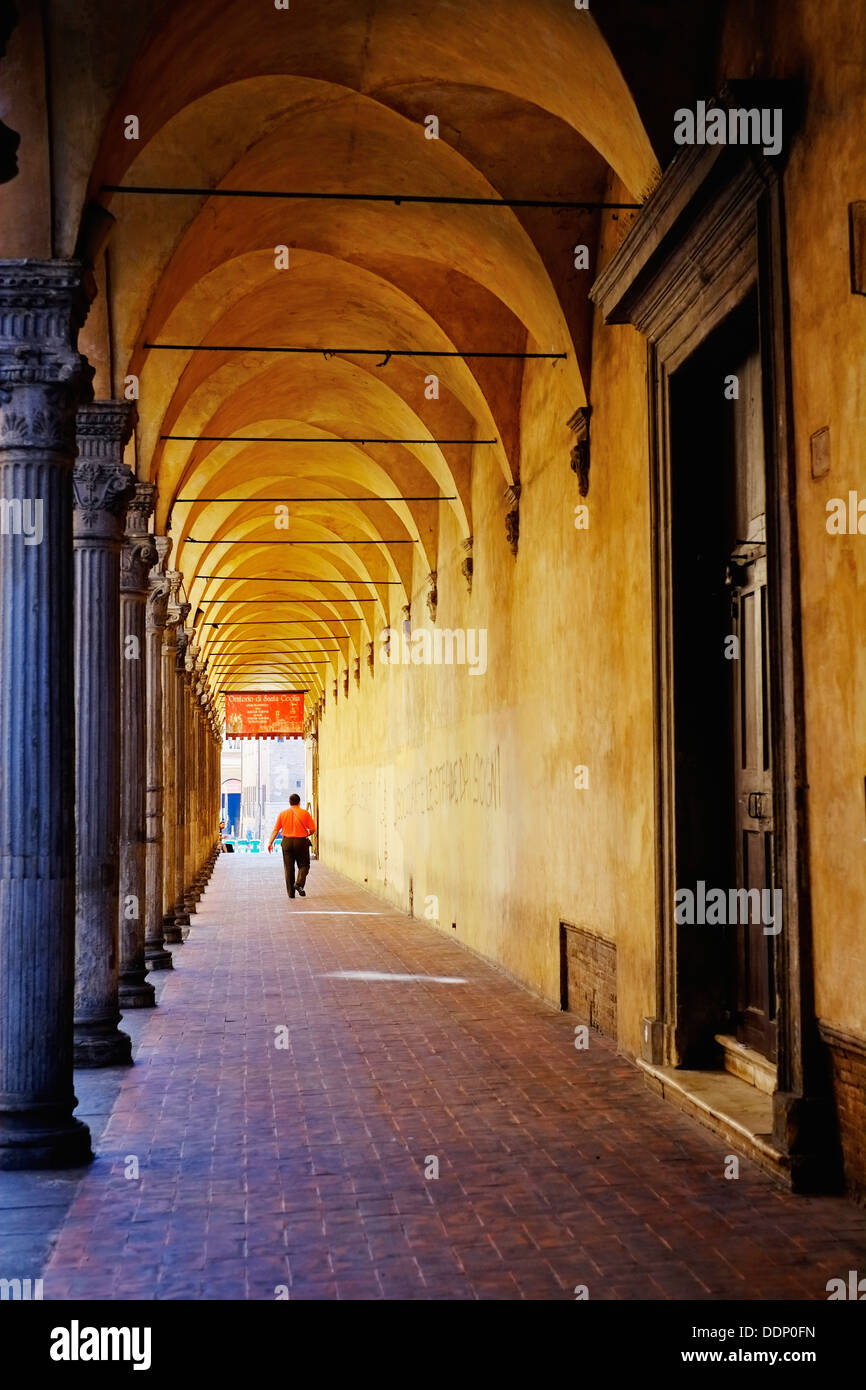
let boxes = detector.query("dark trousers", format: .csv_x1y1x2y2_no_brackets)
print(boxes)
281,837,310,897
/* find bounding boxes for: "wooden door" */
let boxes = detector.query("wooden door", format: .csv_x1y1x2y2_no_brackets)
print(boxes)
726,346,777,1060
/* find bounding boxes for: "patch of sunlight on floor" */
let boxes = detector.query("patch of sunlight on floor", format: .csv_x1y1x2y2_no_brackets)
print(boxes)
320,970,468,985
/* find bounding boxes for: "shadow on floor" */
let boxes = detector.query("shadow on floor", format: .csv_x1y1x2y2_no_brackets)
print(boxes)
0,968,174,1284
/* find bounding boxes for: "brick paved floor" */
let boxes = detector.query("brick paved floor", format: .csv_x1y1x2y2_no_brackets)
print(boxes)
9,855,865,1300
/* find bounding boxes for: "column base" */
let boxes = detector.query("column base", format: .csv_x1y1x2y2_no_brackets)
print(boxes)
169,900,189,934
145,945,174,970
119,976,156,1009
0,1111,92,1171
74,1023,133,1068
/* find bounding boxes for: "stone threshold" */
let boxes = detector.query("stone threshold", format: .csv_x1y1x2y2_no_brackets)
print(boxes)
636,1058,791,1187
715,1032,777,1095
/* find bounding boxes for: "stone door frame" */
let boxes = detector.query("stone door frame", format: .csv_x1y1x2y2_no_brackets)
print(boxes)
592,120,834,1187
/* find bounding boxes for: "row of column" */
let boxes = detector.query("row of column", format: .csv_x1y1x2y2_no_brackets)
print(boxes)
0,260,221,1168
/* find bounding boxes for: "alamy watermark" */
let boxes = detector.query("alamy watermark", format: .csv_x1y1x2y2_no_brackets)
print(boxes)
0,1276,43,1299
49,1321,151,1370
379,626,487,675
674,100,782,157
675,881,782,936
0,498,43,545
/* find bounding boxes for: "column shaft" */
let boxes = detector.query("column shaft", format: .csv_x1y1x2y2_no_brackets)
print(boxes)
144,539,172,969
118,484,157,1007
182,652,197,913
73,402,137,1065
172,622,191,927
0,259,93,1166
161,577,184,941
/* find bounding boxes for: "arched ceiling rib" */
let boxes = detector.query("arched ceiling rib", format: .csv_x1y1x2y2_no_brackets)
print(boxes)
76,0,658,702
86,0,657,204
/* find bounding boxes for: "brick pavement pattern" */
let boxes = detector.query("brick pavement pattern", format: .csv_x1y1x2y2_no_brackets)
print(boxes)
39,856,866,1300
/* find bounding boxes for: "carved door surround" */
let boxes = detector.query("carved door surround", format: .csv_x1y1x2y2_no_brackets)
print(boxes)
591,121,837,1190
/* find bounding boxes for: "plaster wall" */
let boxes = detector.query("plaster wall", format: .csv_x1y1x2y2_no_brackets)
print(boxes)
318,206,656,1058
720,0,866,1037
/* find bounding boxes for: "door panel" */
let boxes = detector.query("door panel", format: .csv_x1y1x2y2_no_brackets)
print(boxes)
728,344,777,1060
670,295,778,1066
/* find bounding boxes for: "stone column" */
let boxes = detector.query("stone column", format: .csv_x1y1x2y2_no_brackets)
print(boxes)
205,714,215,875
161,574,184,942
72,402,136,1068
188,676,201,901
144,537,172,970
209,702,221,871
182,642,198,914
0,260,94,1167
172,620,192,927
192,666,207,896
118,483,157,1008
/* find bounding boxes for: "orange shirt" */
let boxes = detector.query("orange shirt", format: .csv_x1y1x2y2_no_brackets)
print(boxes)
273,806,316,839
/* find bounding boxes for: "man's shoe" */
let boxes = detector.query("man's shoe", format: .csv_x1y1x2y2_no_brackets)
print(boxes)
288,891,295,899
296,886,306,897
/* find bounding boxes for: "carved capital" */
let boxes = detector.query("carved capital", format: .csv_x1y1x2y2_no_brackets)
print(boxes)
0,262,95,444
74,403,136,537
174,609,192,671
183,634,199,682
77,400,136,460
146,536,174,634
164,571,185,636
120,482,158,592
73,461,135,539
193,661,207,702
124,479,155,536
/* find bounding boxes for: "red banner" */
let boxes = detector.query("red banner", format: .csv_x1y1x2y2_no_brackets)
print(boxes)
224,691,304,738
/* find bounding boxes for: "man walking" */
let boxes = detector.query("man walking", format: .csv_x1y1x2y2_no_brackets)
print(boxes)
267,794,316,899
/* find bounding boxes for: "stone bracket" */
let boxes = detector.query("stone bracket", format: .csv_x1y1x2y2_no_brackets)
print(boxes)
568,405,592,496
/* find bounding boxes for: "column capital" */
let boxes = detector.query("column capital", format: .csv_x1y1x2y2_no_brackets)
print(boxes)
163,572,185,635
76,400,136,457
146,536,174,635
175,609,192,671
73,462,135,539
73,402,137,542
121,482,158,593
0,260,95,451
183,634,199,679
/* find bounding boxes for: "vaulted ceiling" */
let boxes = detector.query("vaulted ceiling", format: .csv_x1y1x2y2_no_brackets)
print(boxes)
54,0,676,709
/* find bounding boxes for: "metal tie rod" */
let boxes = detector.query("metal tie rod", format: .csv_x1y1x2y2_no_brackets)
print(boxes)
103,184,640,211
144,342,566,363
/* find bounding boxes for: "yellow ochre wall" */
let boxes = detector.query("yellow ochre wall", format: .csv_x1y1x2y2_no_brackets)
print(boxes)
319,0,866,1066
318,206,656,1061
720,0,866,1037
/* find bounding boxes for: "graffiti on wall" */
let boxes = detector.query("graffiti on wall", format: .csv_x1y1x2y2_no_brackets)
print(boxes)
394,746,501,828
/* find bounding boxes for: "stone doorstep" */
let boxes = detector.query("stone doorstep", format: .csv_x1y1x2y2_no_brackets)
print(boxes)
635,1059,791,1187
714,1033,777,1096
